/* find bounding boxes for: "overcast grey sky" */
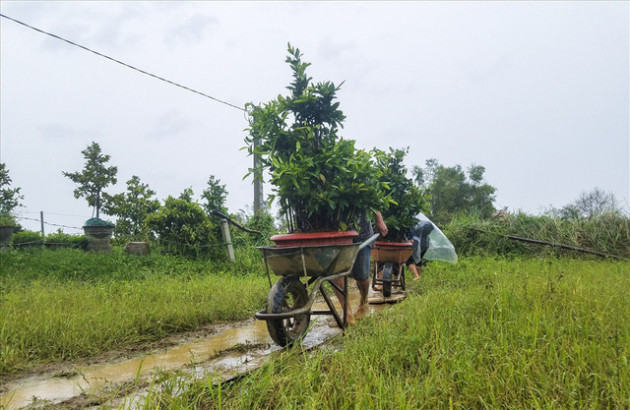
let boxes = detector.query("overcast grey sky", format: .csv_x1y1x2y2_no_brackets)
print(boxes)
1,1,628,233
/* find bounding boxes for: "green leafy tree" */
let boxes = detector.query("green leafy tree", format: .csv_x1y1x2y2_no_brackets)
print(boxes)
201,175,228,215
146,190,221,259
245,44,389,232
376,148,427,241
0,163,24,225
102,176,161,240
179,187,195,202
63,142,118,221
232,206,277,247
414,159,496,223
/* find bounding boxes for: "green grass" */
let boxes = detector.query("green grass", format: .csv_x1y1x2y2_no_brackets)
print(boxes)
139,257,630,409
0,248,269,375
445,213,630,258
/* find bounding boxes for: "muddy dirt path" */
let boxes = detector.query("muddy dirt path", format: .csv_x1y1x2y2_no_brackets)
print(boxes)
1,288,402,409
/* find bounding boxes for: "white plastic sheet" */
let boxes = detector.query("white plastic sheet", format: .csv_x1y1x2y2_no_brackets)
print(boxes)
416,212,458,264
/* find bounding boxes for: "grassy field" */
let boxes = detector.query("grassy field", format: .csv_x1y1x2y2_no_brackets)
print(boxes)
138,256,630,409
0,247,269,376
2,245,629,408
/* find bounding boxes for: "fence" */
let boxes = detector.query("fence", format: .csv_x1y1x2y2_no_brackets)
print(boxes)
9,212,261,262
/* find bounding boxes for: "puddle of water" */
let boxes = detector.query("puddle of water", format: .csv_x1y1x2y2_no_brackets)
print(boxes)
0,287,398,409
0,320,273,409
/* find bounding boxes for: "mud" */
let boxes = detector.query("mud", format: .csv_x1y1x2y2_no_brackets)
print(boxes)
1,288,399,409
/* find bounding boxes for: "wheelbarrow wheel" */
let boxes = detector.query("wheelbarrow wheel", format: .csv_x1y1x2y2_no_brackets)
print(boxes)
382,263,393,297
266,277,311,347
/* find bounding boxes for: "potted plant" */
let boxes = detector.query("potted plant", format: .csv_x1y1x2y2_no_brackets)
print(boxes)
369,148,427,295
245,45,389,246
0,163,24,250
0,213,16,251
63,142,118,252
375,147,427,243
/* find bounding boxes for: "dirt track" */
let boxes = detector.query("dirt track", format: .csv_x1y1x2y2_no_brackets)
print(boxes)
1,289,399,409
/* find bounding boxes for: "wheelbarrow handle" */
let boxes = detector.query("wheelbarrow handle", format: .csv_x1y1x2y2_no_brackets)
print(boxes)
358,233,380,251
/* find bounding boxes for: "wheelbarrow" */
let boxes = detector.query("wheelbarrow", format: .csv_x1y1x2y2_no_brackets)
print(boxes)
370,241,413,298
255,233,380,346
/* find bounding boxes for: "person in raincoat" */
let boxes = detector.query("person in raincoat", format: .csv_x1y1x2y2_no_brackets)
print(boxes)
406,213,458,279
405,219,434,280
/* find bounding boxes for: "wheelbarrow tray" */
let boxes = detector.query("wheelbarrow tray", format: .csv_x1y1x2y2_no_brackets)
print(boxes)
258,243,361,277
371,241,413,264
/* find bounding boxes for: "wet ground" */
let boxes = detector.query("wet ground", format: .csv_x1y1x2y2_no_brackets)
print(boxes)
0,288,403,409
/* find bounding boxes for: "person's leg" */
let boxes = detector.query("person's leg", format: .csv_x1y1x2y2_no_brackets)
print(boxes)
353,277,370,320
353,247,371,304
344,246,371,320
357,278,370,306
406,247,421,280
407,262,420,280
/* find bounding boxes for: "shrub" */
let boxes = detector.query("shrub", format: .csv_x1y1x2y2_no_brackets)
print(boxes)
11,230,44,248
146,196,222,259
45,231,88,250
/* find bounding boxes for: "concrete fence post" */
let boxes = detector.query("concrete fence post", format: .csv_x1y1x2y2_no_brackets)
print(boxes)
220,218,235,263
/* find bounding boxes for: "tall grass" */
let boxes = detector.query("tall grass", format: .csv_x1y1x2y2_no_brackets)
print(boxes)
0,248,269,376
140,257,630,409
445,213,630,258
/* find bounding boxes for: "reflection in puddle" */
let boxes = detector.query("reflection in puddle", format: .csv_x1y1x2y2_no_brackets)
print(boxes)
0,288,396,409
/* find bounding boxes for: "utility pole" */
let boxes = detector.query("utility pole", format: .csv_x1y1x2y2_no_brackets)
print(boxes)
40,211,45,236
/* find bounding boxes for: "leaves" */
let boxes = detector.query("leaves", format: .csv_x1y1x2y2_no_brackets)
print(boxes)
377,147,428,241
101,175,160,241
244,45,388,232
146,196,220,259
415,158,497,224
0,163,24,219
62,142,117,219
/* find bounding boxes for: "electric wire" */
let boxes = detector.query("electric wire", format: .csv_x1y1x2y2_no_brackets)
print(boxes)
16,216,83,231
13,216,253,249
0,13,246,112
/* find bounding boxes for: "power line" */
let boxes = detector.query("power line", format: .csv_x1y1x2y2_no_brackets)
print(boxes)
16,216,83,231
0,13,246,112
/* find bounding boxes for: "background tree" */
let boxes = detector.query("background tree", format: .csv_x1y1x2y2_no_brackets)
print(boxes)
146,190,220,259
377,148,427,241
0,163,24,225
414,159,496,223
62,142,118,221
201,175,230,242
178,187,195,202
550,188,623,219
201,175,228,216
102,175,161,240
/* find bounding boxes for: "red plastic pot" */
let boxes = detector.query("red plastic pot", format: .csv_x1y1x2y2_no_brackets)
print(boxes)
373,240,413,249
270,230,358,248
371,240,413,264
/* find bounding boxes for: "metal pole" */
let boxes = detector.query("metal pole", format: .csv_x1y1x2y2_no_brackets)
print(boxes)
40,211,45,236
220,218,235,263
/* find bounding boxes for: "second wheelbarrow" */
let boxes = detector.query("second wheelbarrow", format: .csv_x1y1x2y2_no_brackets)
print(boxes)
371,240,413,298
